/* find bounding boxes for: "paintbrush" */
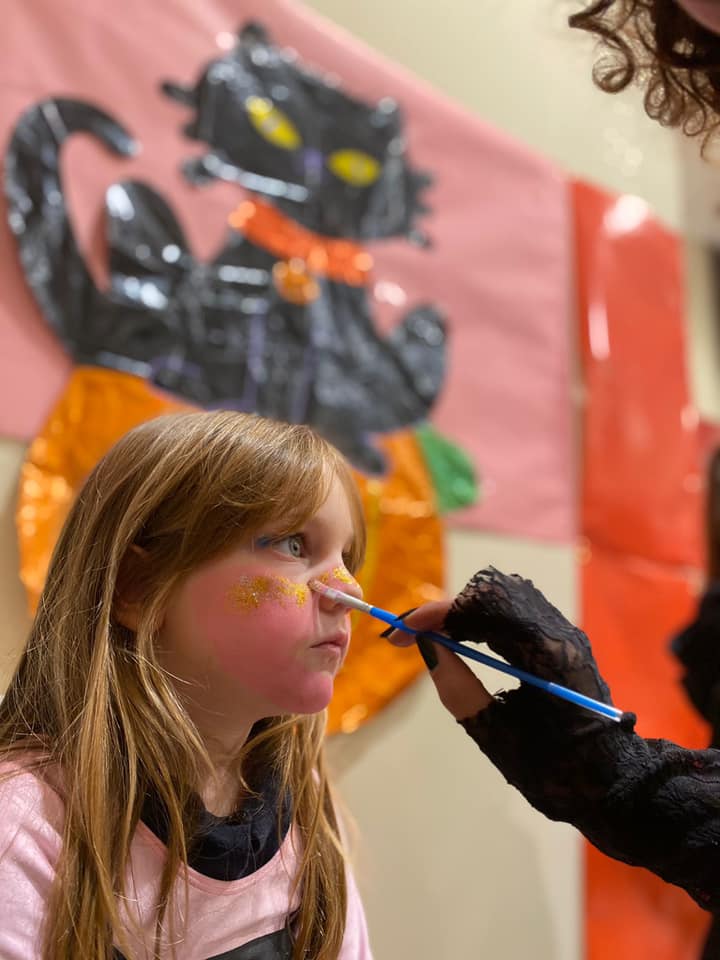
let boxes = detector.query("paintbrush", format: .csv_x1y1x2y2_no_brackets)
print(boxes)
310,580,624,723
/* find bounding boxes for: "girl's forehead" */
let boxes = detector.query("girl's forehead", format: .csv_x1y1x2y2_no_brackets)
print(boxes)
281,474,355,539
286,474,351,526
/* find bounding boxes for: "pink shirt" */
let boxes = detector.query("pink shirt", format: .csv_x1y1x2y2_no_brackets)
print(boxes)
0,765,373,959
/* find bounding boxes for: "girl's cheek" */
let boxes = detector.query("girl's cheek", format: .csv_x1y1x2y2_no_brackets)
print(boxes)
190,571,315,667
226,573,311,611
226,599,312,639
211,602,314,678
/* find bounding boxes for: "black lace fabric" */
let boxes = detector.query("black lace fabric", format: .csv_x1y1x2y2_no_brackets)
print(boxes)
445,566,613,706
444,567,720,913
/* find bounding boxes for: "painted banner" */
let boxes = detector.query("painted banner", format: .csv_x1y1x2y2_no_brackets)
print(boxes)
0,0,573,541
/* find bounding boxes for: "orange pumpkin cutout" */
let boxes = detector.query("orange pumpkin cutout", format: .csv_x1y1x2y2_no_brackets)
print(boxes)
17,367,444,734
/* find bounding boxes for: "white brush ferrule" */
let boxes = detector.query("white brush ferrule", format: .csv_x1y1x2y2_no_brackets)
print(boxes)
309,580,372,614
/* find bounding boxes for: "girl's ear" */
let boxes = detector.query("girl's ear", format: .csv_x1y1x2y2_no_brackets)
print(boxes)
113,544,150,632
114,597,142,632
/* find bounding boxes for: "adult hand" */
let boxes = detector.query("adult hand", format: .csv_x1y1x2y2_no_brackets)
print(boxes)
386,600,494,720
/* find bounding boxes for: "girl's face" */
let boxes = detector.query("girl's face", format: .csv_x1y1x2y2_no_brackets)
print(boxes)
157,473,362,720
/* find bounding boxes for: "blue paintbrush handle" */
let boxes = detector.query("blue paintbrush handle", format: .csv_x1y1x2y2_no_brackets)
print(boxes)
370,605,623,723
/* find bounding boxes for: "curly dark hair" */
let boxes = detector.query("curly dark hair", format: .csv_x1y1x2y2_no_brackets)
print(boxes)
569,1,720,144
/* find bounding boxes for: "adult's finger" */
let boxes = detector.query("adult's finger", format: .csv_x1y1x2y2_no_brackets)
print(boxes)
383,600,452,648
417,635,494,720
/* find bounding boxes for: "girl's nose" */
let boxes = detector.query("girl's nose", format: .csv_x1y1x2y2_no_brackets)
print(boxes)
317,567,363,604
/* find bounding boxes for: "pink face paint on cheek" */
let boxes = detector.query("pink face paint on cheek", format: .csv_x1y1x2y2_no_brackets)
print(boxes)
213,598,313,676
186,566,313,670
179,565,337,713
208,574,311,674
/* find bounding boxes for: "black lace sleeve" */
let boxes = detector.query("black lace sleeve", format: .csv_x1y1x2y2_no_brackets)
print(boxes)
445,567,720,913
461,690,720,912
671,582,720,739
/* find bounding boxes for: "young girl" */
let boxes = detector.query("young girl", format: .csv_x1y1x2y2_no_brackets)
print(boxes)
0,411,373,960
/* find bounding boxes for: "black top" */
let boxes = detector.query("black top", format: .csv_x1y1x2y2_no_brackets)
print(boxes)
141,772,291,883
672,581,720,747
114,761,293,959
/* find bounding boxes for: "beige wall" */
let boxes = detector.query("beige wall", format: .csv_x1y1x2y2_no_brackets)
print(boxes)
0,1,714,958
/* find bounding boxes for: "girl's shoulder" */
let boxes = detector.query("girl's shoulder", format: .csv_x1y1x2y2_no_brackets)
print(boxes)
0,758,66,955
0,756,65,848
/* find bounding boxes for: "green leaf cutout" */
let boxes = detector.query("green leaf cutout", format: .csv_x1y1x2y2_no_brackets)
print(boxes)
414,423,480,514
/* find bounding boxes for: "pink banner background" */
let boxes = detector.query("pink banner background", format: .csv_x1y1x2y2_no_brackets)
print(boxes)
0,0,573,541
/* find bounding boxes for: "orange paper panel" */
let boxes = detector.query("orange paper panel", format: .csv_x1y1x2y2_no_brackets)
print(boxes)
574,180,702,570
586,845,709,960
580,548,706,748
582,549,709,960
574,179,710,958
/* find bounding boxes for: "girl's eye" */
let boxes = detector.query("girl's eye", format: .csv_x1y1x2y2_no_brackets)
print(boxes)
265,534,306,559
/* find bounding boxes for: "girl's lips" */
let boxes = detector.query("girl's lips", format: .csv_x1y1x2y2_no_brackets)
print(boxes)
312,632,349,653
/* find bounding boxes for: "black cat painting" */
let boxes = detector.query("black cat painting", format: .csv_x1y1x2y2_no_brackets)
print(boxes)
5,22,446,474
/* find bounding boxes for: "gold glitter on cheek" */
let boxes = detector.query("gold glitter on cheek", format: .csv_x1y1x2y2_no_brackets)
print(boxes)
318,567,358,588
276,578,310,606
227,575,309,609
227,575,268,609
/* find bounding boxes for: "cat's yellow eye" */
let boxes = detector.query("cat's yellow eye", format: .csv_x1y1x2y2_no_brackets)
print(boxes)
245,96,301,151
327,149,381,187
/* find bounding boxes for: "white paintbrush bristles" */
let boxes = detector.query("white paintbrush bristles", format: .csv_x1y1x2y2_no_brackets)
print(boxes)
308,580,372,614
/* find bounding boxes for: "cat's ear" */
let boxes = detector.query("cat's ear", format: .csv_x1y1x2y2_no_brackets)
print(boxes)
239,21,273,49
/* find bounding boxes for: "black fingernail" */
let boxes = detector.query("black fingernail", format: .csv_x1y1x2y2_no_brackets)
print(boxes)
416,634,439,672
379,607,418,638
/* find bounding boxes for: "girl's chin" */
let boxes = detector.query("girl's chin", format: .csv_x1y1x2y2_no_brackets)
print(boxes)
277,678,336,716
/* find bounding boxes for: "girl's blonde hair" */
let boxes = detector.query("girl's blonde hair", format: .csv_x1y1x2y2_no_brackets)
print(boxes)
0,411,366,959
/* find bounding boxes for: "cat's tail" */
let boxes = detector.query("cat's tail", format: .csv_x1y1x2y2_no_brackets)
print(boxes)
5,97,137,348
